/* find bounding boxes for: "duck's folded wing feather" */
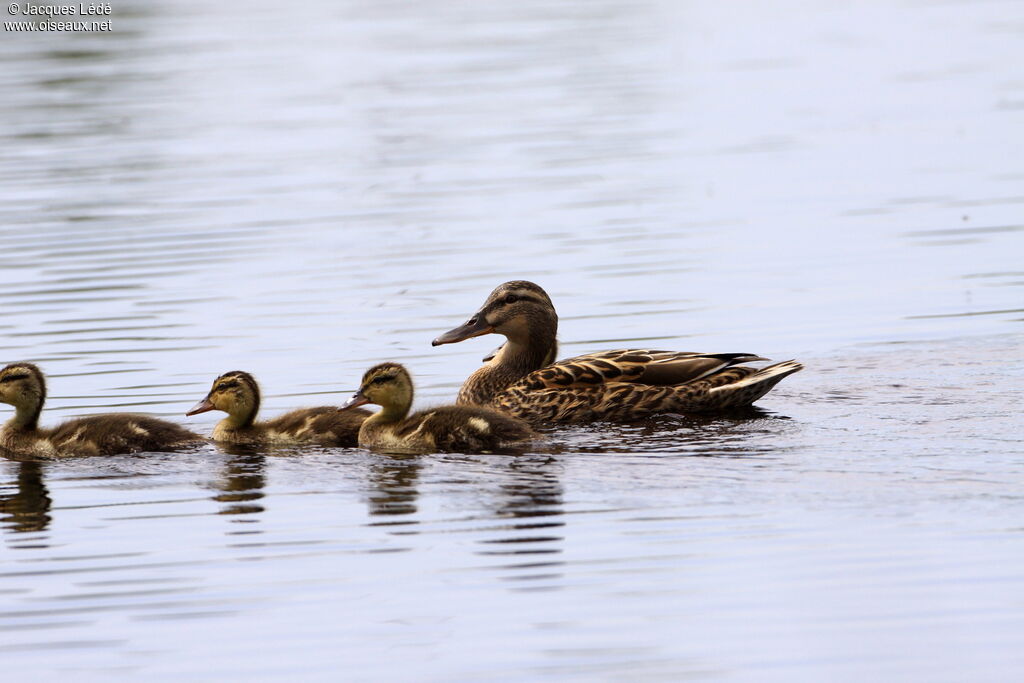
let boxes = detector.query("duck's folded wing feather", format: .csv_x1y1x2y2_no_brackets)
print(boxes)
50,415,198,453
516,349,767,390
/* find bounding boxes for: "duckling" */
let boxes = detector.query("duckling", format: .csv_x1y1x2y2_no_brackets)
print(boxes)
186,370,371,447
0,362,203,458
338,362,535,454
432,280,803,423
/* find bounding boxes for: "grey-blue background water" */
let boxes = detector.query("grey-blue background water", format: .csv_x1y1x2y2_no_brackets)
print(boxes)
2,0,1022,679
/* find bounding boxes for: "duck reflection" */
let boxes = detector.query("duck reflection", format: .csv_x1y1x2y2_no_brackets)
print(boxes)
477,455,566,590
493,456,564,521
211,446,267,518
542,408,783,457
366,454,421,518
0,460,53,535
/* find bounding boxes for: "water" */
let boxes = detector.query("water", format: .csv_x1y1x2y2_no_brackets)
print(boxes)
2,0,1023,679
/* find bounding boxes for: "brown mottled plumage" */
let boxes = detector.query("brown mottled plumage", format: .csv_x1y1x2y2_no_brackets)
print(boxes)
432,281,803,424
187,370,370,447
338,362,535,454
0,362,202,458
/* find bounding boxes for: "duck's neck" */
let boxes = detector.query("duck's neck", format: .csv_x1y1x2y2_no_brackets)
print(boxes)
371,393,412,425
218,406,257,431
494,335,556,373
460,328,557,404
5,398,42,433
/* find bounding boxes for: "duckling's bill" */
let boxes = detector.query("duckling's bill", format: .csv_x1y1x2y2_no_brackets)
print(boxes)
186,397,215,416
339,391,369,412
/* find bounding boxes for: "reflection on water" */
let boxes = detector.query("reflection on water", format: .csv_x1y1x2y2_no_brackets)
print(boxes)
1,0,1023,679
542,408,792,458
213,452,267,518
484,457,566,590
494,456,564,521
366,454,421,518
0,462,52,537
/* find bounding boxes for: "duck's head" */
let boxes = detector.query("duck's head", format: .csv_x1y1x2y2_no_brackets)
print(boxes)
339,362,413,418
432,280,557,347
0,363,46,426
187,371,260,427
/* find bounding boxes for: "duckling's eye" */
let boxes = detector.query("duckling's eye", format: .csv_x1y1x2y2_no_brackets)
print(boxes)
0,373,28,384
504,294,518,304
219,381,240,390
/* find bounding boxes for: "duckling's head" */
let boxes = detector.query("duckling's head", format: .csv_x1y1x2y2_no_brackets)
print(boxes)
432,280,557,347
187,371,260,427
0,363,46,426
339,362,413,418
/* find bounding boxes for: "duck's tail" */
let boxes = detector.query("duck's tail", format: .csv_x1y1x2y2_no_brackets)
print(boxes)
699,360,803,410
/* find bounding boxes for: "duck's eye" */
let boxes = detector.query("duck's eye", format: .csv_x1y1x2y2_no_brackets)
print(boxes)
504,294,518,305
219,381,240,390
0,373,29,384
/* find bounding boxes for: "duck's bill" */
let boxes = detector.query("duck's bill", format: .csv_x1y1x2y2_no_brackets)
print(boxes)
185,397,214,417
339,392,369,411
482,342,505,362
432,315,494,346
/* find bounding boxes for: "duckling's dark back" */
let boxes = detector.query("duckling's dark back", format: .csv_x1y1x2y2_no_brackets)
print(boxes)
408,405,534,452
49,414,201,456
263,406,372,447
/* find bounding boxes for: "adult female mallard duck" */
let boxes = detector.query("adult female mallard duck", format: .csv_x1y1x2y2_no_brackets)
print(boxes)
186,370,371,447
0,362,202,458
432,280,803,423
338,362,535,453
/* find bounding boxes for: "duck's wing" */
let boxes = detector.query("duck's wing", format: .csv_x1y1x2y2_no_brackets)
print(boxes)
411,406,534,452
494,360,803,423
514,349,768,391
50,414,201,455
263,406,370,446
